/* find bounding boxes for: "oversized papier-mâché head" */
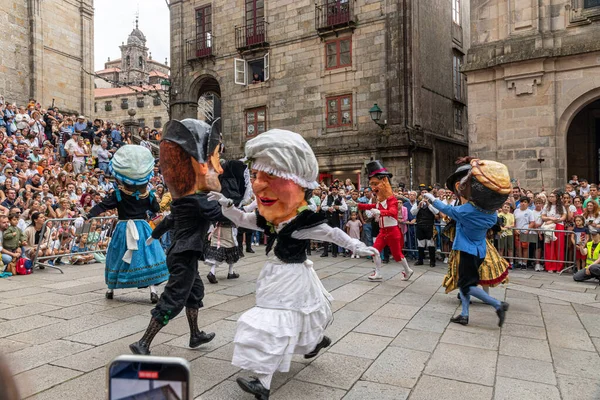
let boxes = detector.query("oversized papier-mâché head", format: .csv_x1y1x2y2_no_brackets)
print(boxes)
366,160,393,202
448,157,511,211
109,145,155,191
160,119,223,198
245,129,318,225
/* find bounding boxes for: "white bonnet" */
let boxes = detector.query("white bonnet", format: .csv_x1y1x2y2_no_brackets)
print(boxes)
245,129,319,189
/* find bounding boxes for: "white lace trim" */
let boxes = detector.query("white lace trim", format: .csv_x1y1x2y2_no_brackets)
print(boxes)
251,161,319,189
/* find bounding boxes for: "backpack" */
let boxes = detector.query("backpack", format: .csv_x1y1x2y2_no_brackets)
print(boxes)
15,257,32,275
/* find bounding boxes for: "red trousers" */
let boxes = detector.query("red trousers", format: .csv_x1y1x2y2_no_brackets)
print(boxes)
373,226,404,261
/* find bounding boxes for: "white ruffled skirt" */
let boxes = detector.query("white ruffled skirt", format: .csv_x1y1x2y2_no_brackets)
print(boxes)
232,259,333,375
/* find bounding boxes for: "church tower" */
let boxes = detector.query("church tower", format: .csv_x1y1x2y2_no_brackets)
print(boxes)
119,17,149,85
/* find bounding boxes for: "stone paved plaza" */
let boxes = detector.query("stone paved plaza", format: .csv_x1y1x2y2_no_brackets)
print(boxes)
2,252,600,399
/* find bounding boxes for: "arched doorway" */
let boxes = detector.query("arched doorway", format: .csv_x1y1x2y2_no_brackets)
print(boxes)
566,99,600,183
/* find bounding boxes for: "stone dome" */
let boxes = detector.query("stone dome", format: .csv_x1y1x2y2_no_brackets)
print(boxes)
127,28,146,45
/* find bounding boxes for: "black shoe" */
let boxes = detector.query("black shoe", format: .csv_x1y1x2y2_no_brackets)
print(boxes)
304,336,331,359
150,292,159,304
189,331,216,348
521,263,527,270
236,377,270,400
450,315,469,325
246,248,255,254
321,253,328,257
307,249,312,255
105,290,114,300
227,272,240,279
430,263,436,268
207,272,218,284
129,341,150,355
332,254,338,258
497,302,509,327
383,259,390,264
39,265,45,270
415,260,424,266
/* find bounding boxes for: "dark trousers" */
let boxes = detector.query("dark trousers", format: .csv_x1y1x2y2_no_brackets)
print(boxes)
574,265,600,282
237,228,252,251
151,250,204,324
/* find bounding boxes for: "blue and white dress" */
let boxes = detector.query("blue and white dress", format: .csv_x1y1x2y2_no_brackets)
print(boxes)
88,186,169,289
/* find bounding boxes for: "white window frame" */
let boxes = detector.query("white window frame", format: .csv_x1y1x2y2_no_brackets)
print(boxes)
234,53,270,85
234,58,247,85
263,52,270,82
452,0,461,25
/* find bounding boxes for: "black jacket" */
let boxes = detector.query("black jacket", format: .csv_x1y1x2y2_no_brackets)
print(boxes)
88,190,159,220
152,193,222,256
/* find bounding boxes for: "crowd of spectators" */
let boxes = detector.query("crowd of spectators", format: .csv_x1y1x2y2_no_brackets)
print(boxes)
0,97,168,273
238,176,593,276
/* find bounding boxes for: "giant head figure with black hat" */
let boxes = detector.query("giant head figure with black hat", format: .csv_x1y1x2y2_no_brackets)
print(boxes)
445,156,511,211
160,119,224,199
365,160,394,203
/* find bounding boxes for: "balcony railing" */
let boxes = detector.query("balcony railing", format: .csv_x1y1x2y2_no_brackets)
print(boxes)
316,1,356,33
235,21,269,51
186,35,213,61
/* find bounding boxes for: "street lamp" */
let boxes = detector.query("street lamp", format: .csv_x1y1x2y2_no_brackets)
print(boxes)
369,103,386,130
160,79,171,92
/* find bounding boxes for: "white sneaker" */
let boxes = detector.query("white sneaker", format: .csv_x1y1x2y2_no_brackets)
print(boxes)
443,257,448,264
534,263,542,271
368,270,382,281
356,255,360,259
401,268,414,281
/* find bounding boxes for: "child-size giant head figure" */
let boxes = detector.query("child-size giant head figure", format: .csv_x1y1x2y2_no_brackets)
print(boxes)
245,129,319,226
160,119,223,199
365,160,393,202
109,145,156,194
445,157,511,211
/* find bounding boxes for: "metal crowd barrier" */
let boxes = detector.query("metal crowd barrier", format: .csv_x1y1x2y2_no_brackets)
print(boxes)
398,223,578,274
31,216,118,273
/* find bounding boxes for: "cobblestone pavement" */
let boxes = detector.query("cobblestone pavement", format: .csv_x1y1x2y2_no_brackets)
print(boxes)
2,251,600,399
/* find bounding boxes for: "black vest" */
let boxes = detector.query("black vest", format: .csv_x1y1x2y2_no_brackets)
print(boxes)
325,194,343,225
416,204,436,226
256,209,327,263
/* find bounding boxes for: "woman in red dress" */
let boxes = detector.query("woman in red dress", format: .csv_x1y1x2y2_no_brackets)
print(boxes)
542,192,567,272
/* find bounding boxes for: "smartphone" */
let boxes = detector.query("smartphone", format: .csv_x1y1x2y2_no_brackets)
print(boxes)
107,355,191,400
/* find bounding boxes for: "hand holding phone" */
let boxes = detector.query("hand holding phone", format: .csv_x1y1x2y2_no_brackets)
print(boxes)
108,355,191,400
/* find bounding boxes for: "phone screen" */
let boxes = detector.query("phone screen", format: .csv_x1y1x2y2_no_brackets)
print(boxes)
108,358,189,400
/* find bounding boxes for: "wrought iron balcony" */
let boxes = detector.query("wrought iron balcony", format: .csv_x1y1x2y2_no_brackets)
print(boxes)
186,35,214,61
235,21,269,52
315,0,356,34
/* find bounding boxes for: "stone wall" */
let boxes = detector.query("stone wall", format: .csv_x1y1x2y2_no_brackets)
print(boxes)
94,94,169,129
169,0,468,188
0,0,93,116
465,0,600,190
0,0,32,104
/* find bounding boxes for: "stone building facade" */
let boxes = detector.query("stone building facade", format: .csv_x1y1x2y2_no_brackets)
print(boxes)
465,0,600,190
168,0,470,188
0,0,94,115
93,22,170,129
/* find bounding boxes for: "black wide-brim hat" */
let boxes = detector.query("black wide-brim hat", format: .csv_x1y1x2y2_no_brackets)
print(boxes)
446,163,472,194
366,160,393,178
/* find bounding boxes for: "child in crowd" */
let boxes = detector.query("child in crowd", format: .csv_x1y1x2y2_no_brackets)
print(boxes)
497,202,514,268
513,197,534,270
3,214,27,261
70,233,95,265
573,215,588,271
531,197,545,271
345,211,363,258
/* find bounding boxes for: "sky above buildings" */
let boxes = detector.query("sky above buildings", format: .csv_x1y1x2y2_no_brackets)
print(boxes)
94,0,170,70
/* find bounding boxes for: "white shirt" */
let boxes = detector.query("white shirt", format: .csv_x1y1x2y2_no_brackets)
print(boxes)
321,195,348,212
514,208,534,233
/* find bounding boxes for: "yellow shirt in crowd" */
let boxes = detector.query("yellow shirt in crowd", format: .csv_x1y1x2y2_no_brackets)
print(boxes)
498,212,514,236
